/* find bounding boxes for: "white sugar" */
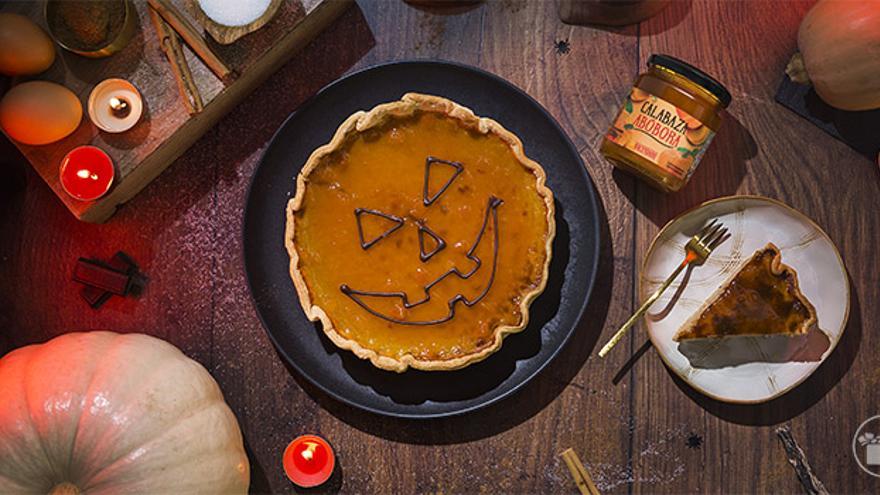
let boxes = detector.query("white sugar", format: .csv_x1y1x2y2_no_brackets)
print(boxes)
198,0,272,27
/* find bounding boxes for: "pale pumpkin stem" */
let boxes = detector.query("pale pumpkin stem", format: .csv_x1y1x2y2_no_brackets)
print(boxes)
785,52,811,85
49,482,81,495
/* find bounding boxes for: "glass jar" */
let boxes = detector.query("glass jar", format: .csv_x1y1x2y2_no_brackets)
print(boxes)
600,54,731,192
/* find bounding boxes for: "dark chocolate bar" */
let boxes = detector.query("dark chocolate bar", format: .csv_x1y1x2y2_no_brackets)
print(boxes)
79,253,137,308
75,252,147,308
73,258,131,295
80,286,113,308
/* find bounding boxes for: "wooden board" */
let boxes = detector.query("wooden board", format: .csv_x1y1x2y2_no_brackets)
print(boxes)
1,0,879,493
0,0,352,223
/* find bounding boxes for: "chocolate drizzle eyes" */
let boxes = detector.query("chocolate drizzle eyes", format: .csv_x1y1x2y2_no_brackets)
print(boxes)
423,156,463,206
341,196,503,326
354,208,404,250
417,223,446,261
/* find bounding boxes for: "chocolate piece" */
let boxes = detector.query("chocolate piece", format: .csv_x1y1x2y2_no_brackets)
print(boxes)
127,272,148,296
112,251,138,271
73,257,131,295
113,251,147,296
341,196,503,326
423,156,463,206
417,222,446,262
354,208,404,250
81,283,107,306
80,252,142,308
80,286,113,309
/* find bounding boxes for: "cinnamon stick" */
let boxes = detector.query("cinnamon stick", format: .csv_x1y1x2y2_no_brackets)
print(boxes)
560,448,600,495
147,0,232,80
148,6,204,114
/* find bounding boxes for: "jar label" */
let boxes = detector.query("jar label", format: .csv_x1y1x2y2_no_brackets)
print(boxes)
605,88,715,179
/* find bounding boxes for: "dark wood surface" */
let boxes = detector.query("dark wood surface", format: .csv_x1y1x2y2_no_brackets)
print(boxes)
1,1,878,493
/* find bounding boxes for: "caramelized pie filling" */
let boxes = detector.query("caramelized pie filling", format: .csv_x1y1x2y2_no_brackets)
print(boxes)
682,247,813,339
293,112,551,361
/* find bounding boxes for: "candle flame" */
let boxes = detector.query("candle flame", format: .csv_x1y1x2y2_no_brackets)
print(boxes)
76,169,99,181
301,441,319,461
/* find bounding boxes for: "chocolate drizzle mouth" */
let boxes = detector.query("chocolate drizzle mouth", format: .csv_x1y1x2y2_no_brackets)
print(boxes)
341,196,503,326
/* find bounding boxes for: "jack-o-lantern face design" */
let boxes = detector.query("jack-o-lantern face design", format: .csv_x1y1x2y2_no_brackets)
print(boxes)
288,96,553,371
341,156,503,325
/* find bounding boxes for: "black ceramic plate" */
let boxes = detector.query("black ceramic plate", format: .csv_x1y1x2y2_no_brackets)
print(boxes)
243,61,600,418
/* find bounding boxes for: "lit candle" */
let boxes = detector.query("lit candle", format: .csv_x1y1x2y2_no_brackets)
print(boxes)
282,434,335,488
59,145,115,201
87,78,143,133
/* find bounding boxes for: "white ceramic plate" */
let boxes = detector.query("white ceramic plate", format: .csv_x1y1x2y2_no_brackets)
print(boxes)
641,196,849,404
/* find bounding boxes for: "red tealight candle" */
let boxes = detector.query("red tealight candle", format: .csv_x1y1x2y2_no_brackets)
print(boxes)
59,145,114,201
282,434,335,488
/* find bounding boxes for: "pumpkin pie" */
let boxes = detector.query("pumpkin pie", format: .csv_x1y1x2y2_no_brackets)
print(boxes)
674,243,817,341
285,93,555,372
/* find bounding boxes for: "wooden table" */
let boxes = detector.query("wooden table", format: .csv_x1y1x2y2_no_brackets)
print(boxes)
2,1,878,493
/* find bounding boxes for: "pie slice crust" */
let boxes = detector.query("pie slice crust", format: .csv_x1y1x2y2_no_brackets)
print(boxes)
285,93,555,372
673,243,818,342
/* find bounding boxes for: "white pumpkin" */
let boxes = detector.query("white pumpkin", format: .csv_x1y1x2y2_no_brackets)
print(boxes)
0,332,249,494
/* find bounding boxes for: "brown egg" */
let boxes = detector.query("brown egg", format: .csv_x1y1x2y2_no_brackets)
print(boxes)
0,81,82,145
0,13,56,76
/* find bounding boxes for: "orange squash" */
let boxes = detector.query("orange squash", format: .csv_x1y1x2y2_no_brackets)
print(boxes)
786,0,880,111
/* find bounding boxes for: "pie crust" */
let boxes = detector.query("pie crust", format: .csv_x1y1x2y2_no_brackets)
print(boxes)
674,243,818,341
285,93,555,372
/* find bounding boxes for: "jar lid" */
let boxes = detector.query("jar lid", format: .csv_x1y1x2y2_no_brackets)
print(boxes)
648,54,732,108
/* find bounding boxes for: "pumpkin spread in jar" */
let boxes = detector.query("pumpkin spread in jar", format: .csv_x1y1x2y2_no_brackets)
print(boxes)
286,94,555,372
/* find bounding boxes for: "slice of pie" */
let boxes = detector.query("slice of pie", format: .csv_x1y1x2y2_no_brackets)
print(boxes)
674,243,817,341
286,93,555,372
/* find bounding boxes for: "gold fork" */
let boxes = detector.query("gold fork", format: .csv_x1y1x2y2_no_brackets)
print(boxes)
598,219,729,358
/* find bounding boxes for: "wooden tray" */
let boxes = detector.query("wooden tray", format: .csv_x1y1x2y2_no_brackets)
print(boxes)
0,0,352,222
